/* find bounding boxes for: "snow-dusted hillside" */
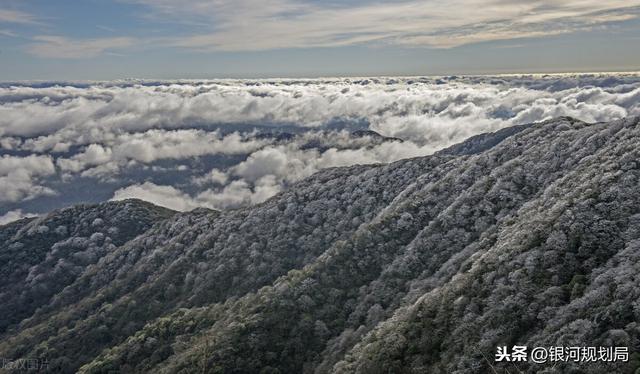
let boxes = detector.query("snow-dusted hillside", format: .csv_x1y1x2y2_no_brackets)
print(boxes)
1,116,639,373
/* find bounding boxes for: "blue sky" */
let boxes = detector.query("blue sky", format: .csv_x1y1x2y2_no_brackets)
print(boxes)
1,0,639,80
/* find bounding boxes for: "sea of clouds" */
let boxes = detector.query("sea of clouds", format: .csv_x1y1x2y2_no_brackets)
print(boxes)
1,73,639,222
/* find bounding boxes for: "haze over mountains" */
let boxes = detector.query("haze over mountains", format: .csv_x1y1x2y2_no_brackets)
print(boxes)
1,116,639,373
1,73,639,223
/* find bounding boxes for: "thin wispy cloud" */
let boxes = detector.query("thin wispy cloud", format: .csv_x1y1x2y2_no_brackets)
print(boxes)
0,29,17,37
26,35,136,58
2,1,640,81
0,8,39,25
129,0,640,50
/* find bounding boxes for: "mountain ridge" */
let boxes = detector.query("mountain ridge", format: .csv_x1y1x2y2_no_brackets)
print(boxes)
1,116,639,373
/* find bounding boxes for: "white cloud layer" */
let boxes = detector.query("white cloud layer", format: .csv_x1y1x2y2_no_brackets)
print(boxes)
110,137,444,211
55,130,266,175
1,74,640,212
2,75,639,144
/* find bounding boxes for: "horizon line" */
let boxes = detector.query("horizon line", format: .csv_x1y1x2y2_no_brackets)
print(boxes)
2,69,640,84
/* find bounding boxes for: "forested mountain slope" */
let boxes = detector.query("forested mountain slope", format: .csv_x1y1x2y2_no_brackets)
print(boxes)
0,200,175,335
1,116,639,374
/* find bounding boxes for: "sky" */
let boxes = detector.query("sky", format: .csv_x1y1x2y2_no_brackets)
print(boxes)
0,0,640,80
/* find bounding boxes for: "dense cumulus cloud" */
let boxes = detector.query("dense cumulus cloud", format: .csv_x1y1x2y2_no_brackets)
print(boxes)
0,154,56,203
54,130,266,176
0,73,639,218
